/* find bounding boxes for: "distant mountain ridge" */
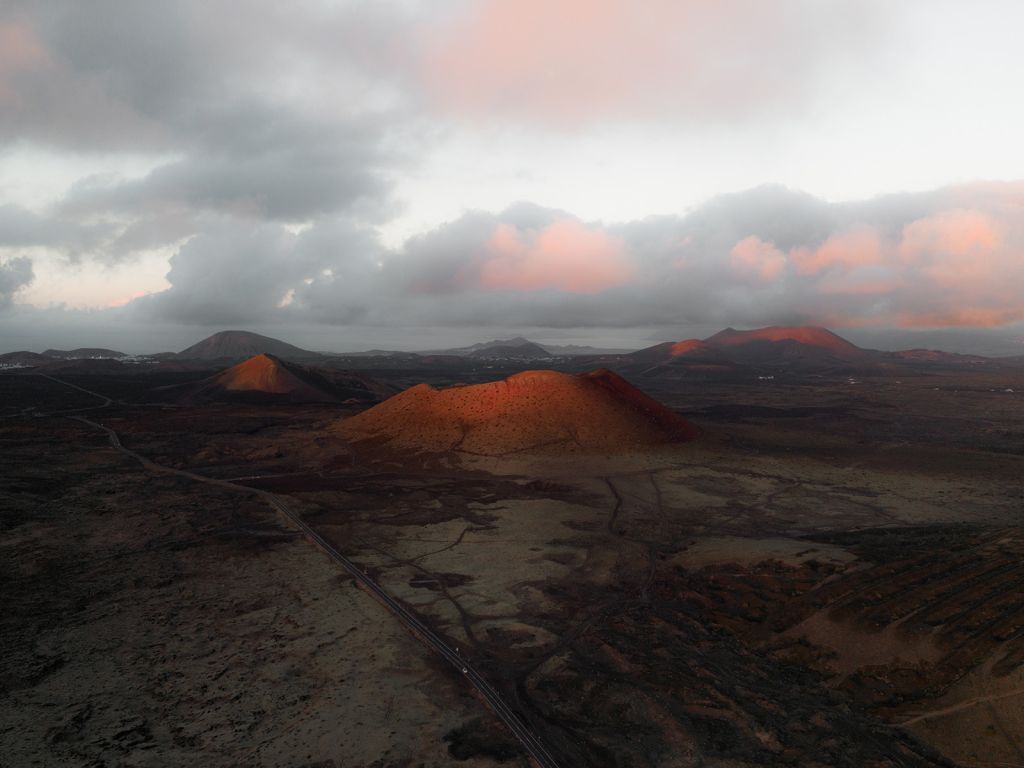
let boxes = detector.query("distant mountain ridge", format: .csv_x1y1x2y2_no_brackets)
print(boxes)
418,337,630,358
6,326,1021,373
470,341,551,359
43,347,126,359
424,337,549,357
625,325,1024,376
884,348,990,364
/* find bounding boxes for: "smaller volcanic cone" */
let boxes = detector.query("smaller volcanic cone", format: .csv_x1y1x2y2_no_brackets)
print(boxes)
176,354,393,404
215,353,320,396
336,368,700,456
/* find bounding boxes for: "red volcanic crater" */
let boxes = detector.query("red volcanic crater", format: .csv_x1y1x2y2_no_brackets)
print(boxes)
336,369,700,456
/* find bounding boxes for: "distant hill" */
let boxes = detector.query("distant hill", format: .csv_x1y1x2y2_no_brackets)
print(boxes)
174,354,394,405
177,330,319,362
885,348,990,364
336,368,700,455
43,348,126,359
333,350,421,359
704,326,864,358
545,344,634,355
424,336,551,358
338,339,630,358
616,326,874,377
700,325,868,368
469,341,551,360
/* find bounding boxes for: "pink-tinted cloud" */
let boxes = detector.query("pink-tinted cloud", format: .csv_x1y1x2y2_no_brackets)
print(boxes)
0,18,49,104
389,187,1024,330
899,209,1001,261
104,290,151,309
818,277,896,296
720,207,1021,328
421,0,877,124
894,308,1022,329
790,228,882,275
730,236,787,281
898,209,1002,286
893,209,1023,328
480,219,631,293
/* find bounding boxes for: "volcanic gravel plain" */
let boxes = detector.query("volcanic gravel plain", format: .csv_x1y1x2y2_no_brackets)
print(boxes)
2,360,1023,767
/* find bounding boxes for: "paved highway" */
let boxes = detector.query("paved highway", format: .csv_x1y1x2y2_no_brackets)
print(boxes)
36,373,562,768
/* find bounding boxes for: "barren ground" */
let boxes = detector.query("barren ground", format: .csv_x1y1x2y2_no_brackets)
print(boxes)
2,364,1023,766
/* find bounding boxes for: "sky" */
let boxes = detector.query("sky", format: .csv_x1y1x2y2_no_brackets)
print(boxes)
1,0,1024,354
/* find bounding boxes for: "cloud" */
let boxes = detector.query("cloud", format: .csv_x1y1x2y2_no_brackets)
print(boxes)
345,183,1024,331
0,1,1019,338
790,229,883,275
0,204,113,258
886,208,1020,327
899,209,1001,266
7,180,1024,341
0,1,414,280
130,215,382,326
58,112,395,224
0,1,418,152
730,236,787,282
421,0,882,125
0,16,49,104
478,219,631,293
0,256,33,309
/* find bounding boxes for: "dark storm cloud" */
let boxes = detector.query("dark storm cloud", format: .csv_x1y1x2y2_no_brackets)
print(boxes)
1,1,415,151
59,113,394,224
0,204,110,253
0,256,33,309
1,0,415,275
131,216,382,326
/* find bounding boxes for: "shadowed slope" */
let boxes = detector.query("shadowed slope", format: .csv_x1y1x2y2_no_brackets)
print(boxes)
336,369,700,456
621,339,747,380
629,338,730,362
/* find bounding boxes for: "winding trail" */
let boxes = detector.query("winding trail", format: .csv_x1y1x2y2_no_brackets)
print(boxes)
36,373,562,768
